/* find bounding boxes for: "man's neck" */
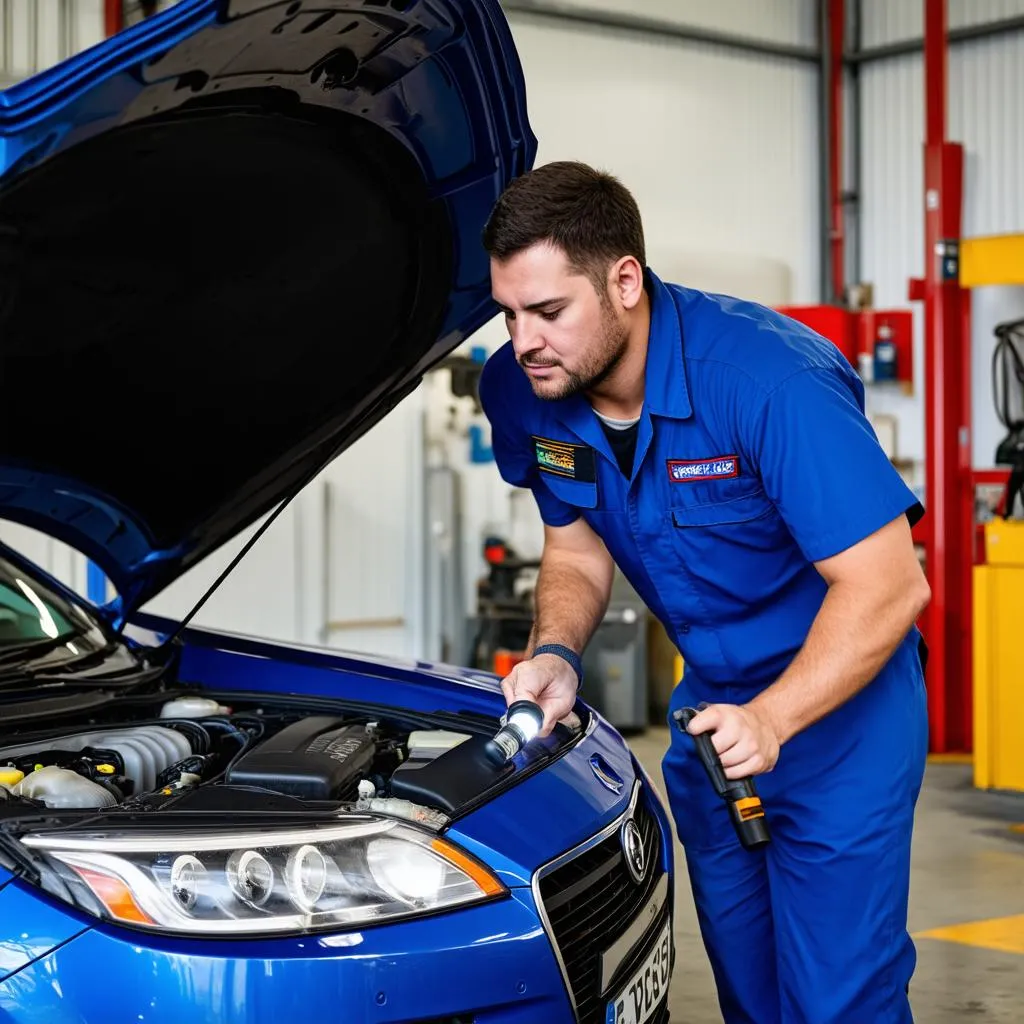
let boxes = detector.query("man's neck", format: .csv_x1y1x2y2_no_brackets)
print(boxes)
586,289,651,422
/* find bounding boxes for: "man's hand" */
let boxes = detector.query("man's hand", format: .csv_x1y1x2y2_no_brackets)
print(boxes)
686,703,782,779
501,654,578,736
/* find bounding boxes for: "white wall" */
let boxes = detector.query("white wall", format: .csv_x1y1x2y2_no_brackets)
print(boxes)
857,16,1024,473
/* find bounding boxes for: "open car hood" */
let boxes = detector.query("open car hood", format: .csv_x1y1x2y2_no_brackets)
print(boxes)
0,0,534,618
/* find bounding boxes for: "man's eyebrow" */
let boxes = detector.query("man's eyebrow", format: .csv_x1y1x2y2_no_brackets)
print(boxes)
493,296,568,312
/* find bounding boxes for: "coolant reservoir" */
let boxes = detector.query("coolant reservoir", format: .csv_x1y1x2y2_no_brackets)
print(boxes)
0,768,25,790
15,766,117,809
159,697,229,719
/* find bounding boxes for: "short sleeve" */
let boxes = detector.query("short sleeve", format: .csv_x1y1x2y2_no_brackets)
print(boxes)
477,351,580,528
745,366,923,562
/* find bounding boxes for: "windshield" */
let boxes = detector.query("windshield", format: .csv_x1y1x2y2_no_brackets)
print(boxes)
0,554,94,648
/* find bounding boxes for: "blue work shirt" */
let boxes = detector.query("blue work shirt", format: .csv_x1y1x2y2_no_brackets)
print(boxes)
478,269,924,694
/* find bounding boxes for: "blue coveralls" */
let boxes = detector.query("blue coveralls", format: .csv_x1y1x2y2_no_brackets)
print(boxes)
478,269,929,1024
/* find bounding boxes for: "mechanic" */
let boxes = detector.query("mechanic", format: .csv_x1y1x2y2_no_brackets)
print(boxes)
476,160,931,1024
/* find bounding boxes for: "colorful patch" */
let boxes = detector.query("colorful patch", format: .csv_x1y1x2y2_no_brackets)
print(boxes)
667,456,740,483
533,436,596,482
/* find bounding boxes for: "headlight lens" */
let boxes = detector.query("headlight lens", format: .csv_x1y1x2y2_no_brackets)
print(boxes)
22,817,505,935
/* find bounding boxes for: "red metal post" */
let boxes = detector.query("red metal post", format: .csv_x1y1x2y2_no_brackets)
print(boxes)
921,0,969,752
829,0,845,302
104,0,123,37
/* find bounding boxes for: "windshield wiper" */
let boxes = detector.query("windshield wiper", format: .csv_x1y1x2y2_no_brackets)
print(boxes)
0,635,78,667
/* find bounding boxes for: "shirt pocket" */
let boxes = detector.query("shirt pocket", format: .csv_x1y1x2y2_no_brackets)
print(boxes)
665,487,791,601
668,488,773,528
540,472,598,510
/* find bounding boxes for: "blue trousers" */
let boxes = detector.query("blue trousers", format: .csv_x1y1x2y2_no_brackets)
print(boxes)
662,636,928,1023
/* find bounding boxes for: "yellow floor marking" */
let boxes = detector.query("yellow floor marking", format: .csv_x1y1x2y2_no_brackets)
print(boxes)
926,752,974,765
914,915,1024,956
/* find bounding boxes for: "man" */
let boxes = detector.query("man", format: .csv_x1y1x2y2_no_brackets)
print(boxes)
476,161,930,1024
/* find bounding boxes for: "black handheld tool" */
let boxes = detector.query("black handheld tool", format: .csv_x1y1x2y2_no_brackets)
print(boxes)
672,705,771,850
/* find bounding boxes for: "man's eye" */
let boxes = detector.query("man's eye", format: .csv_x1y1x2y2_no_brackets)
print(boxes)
541,309,561,322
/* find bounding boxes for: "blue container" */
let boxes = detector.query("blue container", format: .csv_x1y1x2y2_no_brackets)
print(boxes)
873,328,898,382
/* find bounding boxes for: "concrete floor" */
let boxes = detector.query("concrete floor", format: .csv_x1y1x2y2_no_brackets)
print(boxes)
628,726,1024,1022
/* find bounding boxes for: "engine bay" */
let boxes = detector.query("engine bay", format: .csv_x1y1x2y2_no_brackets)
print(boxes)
0,692,561,832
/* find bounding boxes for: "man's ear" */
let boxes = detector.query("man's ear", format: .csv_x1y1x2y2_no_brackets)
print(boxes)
609,255,645,311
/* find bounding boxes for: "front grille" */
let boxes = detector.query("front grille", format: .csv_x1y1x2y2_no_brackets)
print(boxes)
538,793,666,1024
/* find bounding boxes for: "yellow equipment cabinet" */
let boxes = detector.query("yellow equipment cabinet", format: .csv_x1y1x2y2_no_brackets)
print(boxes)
973,518,1024,792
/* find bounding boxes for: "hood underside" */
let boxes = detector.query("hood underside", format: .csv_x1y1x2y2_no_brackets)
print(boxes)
0,0,535,615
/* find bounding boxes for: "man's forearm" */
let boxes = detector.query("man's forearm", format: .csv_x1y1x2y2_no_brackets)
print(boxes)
527,547,612,656
747,574,929,745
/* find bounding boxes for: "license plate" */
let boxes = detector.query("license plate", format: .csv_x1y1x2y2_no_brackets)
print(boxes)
605,918,672,1024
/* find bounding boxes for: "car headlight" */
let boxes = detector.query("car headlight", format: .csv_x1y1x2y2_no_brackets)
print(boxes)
22,817,506,935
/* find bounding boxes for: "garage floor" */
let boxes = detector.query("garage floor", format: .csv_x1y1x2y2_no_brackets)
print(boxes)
629,727,1024,1023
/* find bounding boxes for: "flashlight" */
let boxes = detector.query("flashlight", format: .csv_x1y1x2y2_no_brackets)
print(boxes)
672,705,771,851
485,700,544,765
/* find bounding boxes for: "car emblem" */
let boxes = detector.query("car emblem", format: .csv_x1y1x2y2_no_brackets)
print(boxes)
589,754,624,794
621,819,646,884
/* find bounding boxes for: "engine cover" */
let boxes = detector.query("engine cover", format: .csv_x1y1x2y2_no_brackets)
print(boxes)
225,717,375,801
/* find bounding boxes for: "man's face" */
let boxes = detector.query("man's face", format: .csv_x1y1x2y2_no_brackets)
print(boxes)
490,242,630,401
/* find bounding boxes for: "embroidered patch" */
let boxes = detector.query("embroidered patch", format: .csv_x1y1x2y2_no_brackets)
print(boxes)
667,456,740,482
533,436,597,482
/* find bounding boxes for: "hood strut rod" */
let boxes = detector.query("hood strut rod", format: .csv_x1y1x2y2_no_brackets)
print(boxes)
153,462,321,652
152,382,420,651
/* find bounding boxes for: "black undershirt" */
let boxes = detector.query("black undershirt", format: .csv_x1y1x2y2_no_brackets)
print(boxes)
600,419,640,478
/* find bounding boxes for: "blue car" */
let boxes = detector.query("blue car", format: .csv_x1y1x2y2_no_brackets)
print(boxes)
0,3,675,1022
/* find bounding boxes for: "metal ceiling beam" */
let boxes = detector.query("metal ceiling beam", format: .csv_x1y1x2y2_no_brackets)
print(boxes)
501,1,821,64
847,13,1024,64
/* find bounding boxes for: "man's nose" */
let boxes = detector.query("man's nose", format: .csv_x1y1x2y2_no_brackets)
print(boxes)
510,318,544,358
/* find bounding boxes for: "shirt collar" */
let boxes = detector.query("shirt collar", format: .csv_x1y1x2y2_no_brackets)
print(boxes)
552,268,693,456
642,268,693,420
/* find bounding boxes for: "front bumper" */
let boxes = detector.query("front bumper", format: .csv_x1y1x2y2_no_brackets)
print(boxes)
0,887,570,1024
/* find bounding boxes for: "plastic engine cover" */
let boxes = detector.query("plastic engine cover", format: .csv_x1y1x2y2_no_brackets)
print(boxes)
225,717,376,801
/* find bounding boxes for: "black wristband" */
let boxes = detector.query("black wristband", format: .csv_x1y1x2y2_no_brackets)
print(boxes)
532,643,584,691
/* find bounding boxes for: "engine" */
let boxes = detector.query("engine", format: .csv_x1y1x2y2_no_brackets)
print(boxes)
0,697,475,824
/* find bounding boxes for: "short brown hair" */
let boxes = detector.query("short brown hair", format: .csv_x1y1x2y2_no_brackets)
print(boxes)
482,161,646,293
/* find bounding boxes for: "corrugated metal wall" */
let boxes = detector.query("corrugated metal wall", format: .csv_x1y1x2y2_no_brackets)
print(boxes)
858,19,1024,470
861,0,1024,48
534,0,817,47
0,0,104,84
0,1,183,84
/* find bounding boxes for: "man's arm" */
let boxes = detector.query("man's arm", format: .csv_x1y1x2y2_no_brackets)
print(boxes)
504,517,615,734
690,514,929,778
746,513,929,750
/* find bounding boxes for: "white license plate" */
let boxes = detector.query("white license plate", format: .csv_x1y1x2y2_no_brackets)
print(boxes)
604,918,672,1024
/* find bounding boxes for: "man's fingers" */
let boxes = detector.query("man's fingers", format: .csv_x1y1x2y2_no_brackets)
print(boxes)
686,705,722,736
538,697,571,737
500,671,516,706
723,754,768,779
718,737,755,769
